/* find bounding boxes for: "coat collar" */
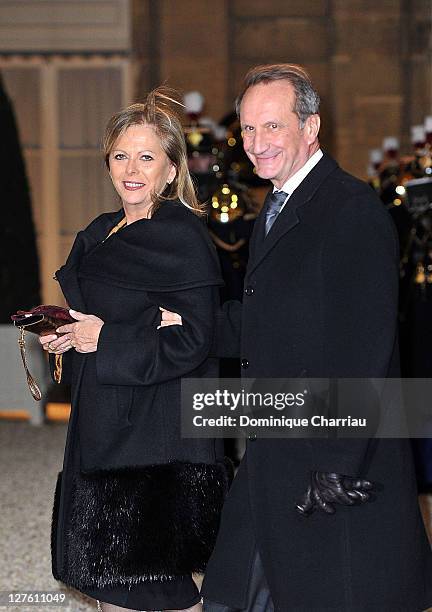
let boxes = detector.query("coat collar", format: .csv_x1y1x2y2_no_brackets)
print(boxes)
55,210,124,310
247,152,339,278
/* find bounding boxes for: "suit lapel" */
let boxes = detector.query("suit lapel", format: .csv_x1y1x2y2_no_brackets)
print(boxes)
247,202,299,278
248,191,269,262
246,153,339,278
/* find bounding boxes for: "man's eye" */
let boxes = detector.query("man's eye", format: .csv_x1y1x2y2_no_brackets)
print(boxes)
242,126,254,132
269,124,278,129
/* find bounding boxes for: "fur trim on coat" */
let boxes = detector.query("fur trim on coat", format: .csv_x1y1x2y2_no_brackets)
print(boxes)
51,472,62,582
53,461,232,590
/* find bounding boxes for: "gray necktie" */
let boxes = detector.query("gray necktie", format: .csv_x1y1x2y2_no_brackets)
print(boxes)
265,190,287,236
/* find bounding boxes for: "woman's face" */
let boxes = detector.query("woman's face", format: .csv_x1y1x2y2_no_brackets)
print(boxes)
108,124,176,213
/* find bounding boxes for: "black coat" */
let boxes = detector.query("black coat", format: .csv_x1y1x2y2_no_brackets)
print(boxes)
50,200,230,591
202,153,432,610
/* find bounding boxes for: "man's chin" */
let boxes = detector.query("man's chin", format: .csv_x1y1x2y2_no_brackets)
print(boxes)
254,167,277,181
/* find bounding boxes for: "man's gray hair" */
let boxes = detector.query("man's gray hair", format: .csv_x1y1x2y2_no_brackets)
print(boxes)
235,63,320,127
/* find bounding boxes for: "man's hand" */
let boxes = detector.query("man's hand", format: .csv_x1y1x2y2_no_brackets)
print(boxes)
158,307,182,329
55,309,104,353
296,471,374,516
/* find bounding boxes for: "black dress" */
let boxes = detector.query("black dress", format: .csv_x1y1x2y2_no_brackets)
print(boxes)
50,201,228,611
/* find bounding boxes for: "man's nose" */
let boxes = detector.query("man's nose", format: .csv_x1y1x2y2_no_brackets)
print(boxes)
248,130,267,155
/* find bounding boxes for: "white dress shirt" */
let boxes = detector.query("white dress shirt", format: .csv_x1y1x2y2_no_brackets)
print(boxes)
274,149,323,211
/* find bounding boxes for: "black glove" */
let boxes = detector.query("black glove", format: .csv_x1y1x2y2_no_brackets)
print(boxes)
295,471,374,516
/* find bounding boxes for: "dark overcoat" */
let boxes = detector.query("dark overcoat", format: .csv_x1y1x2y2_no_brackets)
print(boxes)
202,153,432,611
50,200,230,591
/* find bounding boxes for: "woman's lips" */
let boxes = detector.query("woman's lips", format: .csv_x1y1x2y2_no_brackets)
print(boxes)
123,181,145,191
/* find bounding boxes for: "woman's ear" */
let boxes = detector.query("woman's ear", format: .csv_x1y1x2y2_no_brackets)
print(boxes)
167,164,176,185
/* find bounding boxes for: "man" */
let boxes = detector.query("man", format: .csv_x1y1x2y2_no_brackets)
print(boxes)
163,64,432,611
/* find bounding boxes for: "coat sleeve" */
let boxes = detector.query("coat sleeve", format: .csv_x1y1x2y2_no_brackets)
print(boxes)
211,300,243,358
310,193,399,475
96,286,217,386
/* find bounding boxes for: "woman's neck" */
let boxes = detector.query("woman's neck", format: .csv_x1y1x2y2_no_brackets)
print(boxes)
123,202,152,224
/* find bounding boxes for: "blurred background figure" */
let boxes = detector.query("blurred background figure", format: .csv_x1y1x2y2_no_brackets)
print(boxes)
368,118,432,494
183,90,259,462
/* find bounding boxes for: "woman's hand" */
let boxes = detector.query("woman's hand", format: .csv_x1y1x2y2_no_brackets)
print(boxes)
158,306,182,329
39,333,73,354
55,309,104,353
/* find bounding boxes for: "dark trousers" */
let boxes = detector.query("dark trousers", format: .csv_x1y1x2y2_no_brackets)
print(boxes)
203,551,274,612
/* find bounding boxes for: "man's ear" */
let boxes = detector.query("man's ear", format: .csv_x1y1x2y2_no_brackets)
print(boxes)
305,114,320,145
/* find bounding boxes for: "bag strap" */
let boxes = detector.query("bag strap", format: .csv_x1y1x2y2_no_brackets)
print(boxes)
17,328,42,401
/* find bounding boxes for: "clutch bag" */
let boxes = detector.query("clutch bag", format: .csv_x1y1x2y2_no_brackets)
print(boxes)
11,305,75,335
11,305,75,401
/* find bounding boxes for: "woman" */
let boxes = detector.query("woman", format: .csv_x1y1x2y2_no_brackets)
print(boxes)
40,88,229,612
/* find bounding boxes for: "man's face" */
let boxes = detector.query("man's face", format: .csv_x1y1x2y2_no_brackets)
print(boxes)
240,80,319,189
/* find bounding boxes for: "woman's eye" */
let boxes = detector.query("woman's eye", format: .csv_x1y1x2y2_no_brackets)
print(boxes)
113,153,126,160
141,155,153,161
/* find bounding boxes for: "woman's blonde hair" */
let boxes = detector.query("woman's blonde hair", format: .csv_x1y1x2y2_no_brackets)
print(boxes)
103,87,204,216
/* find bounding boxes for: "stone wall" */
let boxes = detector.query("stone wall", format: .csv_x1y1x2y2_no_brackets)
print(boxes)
132,0,431,179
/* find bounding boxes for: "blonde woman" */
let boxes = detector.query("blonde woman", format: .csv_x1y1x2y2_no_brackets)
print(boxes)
40,89,229,612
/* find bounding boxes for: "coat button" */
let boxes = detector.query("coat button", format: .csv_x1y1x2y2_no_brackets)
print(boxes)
241,359,249,369
244,286,254,296
248,433,257,441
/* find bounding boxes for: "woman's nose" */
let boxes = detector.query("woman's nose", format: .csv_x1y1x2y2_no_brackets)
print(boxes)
126,159,138,174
